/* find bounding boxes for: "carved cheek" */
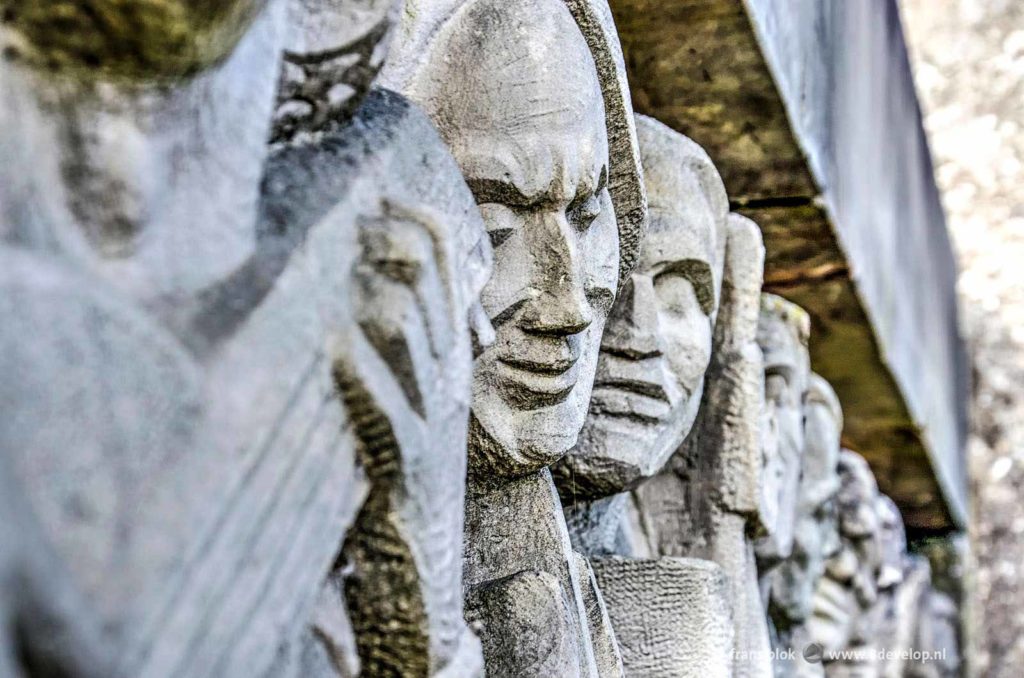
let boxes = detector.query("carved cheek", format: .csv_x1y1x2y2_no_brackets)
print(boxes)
581,204,619,320
476,204,534,323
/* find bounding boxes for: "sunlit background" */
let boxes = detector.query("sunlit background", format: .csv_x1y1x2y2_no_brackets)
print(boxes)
904,0,1024,673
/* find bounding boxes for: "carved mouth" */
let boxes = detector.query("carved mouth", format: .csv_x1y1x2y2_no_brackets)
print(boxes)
588,376,679,425
496,356,580,407
594,377,670,403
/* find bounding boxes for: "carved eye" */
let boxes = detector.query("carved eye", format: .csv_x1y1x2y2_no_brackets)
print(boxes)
568,193,602,231
478,203,518,249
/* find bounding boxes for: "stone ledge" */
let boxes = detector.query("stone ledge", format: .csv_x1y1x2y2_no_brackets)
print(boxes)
609,0,968,532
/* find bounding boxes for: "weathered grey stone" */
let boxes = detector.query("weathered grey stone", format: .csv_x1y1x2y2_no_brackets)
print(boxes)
465,570,583,678
591,557,733,677
1,26,487,667
755,294,811,570
272,0,402,143
259,88,491,678
630,213,773,678
912,589,961,678
463,469,600,676
768,374,842,628
0,0,286,303
555,114,728,503
391,0,644,480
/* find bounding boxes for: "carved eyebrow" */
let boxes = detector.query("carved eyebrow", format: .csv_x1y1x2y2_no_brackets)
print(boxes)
467,177,538,208
653,259,715,315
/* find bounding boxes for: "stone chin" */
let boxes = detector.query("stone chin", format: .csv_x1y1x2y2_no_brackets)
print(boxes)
468,340,604,481
553,381,703,500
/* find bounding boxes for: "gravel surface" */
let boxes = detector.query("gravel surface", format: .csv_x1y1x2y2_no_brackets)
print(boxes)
902,1,1024,674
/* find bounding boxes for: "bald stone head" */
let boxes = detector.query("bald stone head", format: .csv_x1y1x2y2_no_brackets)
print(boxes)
555,115,728,499
413,0,619,480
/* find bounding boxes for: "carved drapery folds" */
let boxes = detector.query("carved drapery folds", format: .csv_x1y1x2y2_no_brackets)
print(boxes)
0,1,962,677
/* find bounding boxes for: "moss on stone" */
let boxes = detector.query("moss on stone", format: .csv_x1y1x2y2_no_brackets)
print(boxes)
0,0,264,81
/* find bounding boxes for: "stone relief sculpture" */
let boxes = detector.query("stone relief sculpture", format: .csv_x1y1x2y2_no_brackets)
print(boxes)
767,374,843,676
385,0,645,675
0,1,965,677
555,113,728,515
2,3,488,677
272,0,402,143
0,451,114,678
261,90,493,678
591,557,734,678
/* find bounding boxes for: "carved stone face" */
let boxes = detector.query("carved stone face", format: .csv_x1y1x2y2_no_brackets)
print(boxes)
556,117,726,499
755,295,810,563
769,374,842,624
419,0,618,478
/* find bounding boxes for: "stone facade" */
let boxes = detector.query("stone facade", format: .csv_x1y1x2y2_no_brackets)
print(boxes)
0,1,963,678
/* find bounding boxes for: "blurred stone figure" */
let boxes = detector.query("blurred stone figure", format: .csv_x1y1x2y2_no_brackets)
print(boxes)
768,374,843,676
1,2,490,676
272,0,402,143
389,0,646,675
805,450,884,677
755,294,812,573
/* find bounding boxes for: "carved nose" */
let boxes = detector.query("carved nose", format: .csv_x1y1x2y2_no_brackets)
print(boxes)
600,274,661,360
520,213,593,336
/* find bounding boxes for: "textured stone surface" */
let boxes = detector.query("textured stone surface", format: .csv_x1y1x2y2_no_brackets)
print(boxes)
607,0,968,533
272,0,401,143
806,451,883,675
0,451,115,678
0,9,489,664
592,557,733,677
0,1,970,676
767,374,842,630
572,552,626,678
384,2,644,675
463,470,599,677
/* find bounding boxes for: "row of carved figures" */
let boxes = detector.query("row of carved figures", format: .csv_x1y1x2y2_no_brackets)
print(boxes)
0,0,960,677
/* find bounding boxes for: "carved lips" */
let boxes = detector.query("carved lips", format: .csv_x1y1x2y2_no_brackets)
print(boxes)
589,358,679,425
496,343,582,407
